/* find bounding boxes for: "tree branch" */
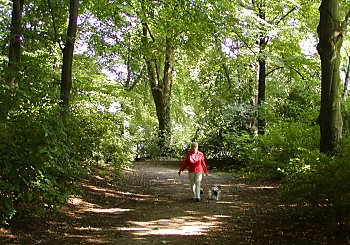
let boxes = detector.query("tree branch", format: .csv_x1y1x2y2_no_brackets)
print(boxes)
144,22,155,43
141,22,159,88
342,55,350,99
265,66,283,77
232,31,257,56
48,0,63,51
274,7,297,26
266,66,305,80
341,8,350,29
291,67,305,80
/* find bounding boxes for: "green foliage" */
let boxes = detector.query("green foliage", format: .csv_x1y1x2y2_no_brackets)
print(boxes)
87,112,135,169
0,57,136,224
279,138,350,226
341,99,350,136
0,99,135,224
0,106,88,223
197,101,255,160
227,121,320,180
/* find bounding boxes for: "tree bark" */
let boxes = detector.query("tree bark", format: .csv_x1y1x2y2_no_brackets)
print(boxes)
317,0,343,153
342,55,350,99
8,0,24,83
256,3,267,135
257,44,266,135
159,35,174,135
60,0,79,108
142,22,174,154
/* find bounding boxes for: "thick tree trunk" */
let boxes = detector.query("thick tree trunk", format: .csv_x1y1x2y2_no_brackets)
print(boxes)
317,0,343,153
1,0,23,118
8,0,24,82
142,23,174,154
159,35,174,136
60,0,79,108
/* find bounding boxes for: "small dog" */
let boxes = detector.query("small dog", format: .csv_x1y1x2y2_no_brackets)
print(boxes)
210,185,221,201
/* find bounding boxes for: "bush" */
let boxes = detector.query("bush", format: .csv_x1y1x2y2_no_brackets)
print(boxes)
279,140,350,227
0,107,94,223
0,104,135,224
225,121,319,180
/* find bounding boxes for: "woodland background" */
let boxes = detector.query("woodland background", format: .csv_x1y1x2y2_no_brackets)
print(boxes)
0,0,350,231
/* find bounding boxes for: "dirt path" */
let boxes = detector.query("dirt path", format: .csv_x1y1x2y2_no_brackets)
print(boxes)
0,160,348,244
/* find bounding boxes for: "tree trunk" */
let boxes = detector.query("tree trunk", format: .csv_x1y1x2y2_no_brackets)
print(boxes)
256,2,268,135
257,54,266,134
159,35,174,136
8,0,24,83
342,55,350,99
142,23,174,154
317,0,343,153
257,37,267,135
60,0,79,108
216,39,232,89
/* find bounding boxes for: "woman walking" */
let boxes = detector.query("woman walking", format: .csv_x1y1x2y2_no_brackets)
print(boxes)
178,142,208,202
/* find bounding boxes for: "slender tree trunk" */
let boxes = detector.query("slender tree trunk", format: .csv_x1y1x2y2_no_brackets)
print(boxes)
8,0,24,83
257,37,267,135
216,39,232,89
317,0,343,153
249,76,259,134
125,55,131,90
223,64,231,89
60,0,79,108
256,2,268,135
342,55,350,99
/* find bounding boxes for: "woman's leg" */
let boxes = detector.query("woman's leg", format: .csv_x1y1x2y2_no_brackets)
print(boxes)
188,172,196,199
194,172,203,199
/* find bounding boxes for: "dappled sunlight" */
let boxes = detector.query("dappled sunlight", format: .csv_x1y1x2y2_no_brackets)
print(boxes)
93,175,105,180
227,200,256,211
75,227,102,231
68,197,134,214
0,227,16,240
248,186,277,190
63,233,107,244
116,214,230,236
215,201,236,204
211,183,233,187
149,177,178,184
85,207,132,214
68,197,95,208
82,182,155,201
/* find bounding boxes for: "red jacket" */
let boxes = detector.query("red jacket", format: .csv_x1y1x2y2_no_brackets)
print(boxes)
179,150,208,173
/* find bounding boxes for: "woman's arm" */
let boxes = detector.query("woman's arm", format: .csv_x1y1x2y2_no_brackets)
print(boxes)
200,152,208,174
178,153,190,175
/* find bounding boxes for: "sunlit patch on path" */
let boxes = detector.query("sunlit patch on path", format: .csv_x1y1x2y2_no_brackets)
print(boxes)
117,215,230,236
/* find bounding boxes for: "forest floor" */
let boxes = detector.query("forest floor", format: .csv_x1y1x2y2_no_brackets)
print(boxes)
1,160,349,244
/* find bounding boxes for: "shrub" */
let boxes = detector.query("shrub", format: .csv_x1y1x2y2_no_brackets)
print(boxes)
0,104,135,224
226,121,319,180
279,140,350,227
0,107,92,223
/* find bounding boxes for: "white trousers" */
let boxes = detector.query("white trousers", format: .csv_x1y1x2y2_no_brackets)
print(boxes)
188,172,203,199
